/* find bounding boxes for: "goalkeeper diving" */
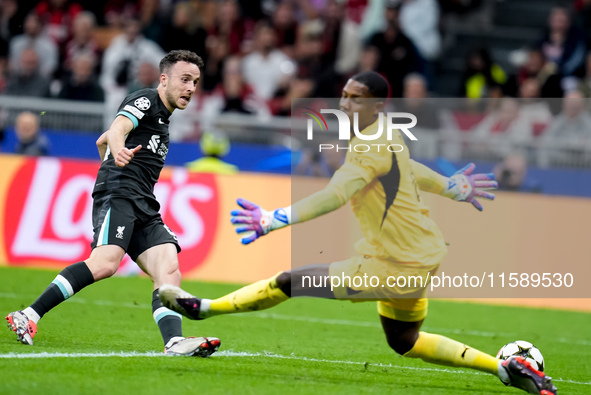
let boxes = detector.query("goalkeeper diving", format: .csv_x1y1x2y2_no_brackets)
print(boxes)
159,71,557,394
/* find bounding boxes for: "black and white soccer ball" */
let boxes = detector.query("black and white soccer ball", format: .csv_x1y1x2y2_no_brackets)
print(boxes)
496,340,545,372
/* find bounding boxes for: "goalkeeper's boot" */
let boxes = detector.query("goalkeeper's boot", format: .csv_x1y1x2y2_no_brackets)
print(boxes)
158,284,203,320
6,311,37,345
164,336,221,357
500,356,557,394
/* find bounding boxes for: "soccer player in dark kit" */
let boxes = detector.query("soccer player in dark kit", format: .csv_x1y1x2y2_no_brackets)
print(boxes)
6,50,221,357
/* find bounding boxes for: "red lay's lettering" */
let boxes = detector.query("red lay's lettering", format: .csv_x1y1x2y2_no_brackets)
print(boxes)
3,157,218,274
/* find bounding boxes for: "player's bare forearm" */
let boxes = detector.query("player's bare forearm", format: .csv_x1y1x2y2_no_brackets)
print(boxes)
96,131,108,161
106,115,140,167
106,123,128,160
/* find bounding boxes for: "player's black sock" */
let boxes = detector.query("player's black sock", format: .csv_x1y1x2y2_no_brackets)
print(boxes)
152,289,183,345
29,261,95,319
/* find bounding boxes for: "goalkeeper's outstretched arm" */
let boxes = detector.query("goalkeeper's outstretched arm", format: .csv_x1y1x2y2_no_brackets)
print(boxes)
231,161,371,244
410,160,498,211
409,159,449,195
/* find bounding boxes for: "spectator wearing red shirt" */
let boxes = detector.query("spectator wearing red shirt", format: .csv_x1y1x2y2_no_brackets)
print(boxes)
35,0,83,49
103,0,139,29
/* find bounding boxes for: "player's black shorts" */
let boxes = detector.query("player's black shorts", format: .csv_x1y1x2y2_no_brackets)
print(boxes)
90,193,181,261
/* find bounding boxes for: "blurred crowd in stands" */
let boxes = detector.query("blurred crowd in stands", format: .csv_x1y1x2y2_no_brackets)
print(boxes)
0,0,591,175
3,0,587,104
0,0,471,109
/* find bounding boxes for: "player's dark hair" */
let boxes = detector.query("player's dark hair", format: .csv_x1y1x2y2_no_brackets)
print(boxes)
160,50,204,74
350,71,390,99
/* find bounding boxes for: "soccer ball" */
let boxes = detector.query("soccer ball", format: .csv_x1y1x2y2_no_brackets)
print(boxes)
496,340,545,372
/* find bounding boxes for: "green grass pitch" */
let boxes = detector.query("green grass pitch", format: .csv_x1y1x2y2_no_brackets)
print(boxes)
1,266,589,394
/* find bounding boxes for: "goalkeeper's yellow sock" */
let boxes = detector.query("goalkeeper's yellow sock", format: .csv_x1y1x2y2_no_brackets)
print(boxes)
202,273,289,318
404,332,500,376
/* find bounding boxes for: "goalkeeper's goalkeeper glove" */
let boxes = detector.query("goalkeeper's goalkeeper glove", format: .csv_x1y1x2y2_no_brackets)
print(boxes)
230,198,291,244
442,163,498,211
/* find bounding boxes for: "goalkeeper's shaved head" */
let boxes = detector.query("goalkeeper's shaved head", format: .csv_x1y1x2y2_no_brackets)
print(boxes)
340,71,389,133
350,71,390,99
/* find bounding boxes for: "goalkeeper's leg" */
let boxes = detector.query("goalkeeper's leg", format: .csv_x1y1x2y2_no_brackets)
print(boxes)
381,315,500,374
159,264,335,320
381,314,557,394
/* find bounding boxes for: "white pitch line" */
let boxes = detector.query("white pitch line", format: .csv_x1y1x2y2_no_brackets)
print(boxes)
1,292,589,345
0,350,588,386
0,351,165,359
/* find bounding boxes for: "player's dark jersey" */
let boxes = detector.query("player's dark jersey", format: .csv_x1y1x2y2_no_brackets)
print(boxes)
93,88,171,209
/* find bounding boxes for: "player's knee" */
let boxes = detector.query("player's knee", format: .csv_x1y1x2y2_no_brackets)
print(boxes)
386,331,418,355
89,260,120,280
167,264,182,283
276,271,292,297
154,259,181,286
387,337,414,355
86,254,121,280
